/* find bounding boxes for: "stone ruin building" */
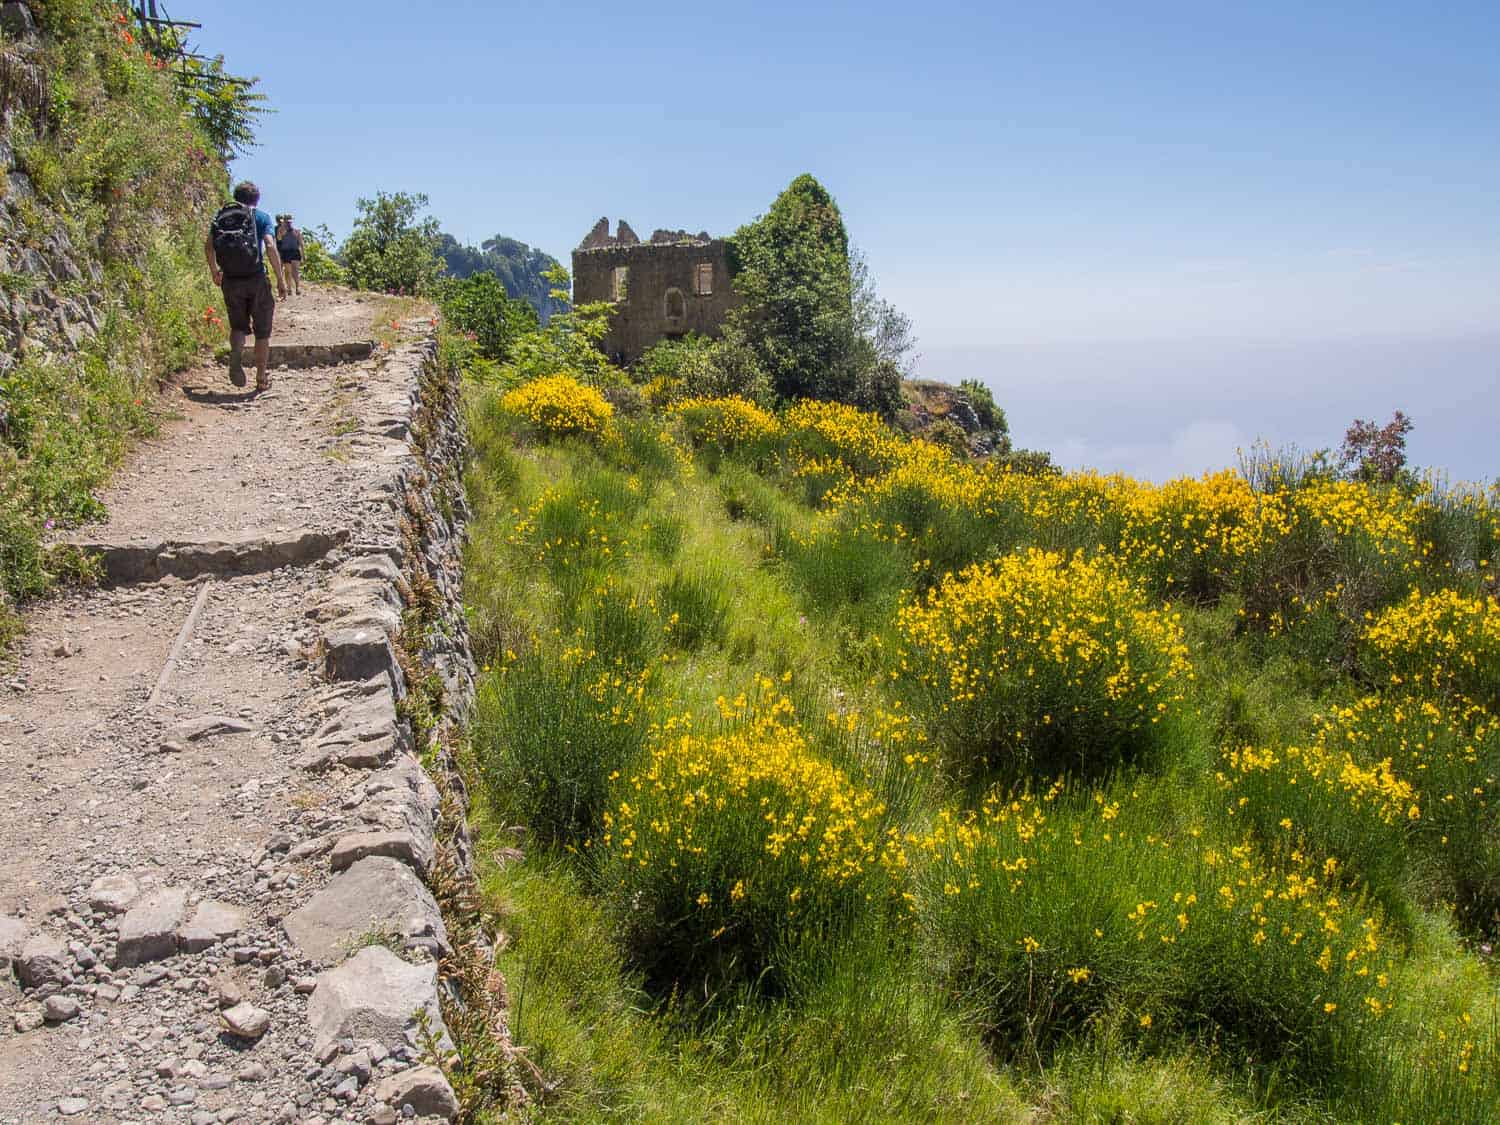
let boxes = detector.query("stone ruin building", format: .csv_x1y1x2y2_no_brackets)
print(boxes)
571,218,741,366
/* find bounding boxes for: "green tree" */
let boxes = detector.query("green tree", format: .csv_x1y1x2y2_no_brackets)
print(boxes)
436,233,567,321
727,174,857,404
726,175,913,417
175,56,269,160
340,191,443,295
500,265,619,387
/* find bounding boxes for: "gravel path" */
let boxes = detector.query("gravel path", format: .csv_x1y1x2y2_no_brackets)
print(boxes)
1,287,456,1124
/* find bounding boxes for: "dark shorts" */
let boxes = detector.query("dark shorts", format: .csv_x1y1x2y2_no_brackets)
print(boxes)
280,248,303,262
221,273,275,339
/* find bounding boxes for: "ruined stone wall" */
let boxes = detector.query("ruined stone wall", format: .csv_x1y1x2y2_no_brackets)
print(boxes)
572,240,741,366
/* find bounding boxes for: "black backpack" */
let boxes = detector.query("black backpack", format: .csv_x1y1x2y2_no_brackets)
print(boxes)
211,203,262,278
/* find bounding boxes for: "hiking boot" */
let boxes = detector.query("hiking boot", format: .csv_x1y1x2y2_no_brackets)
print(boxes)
228,348,246,387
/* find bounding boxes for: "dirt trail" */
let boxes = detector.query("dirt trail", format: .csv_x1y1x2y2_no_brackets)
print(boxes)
0,286,455,1124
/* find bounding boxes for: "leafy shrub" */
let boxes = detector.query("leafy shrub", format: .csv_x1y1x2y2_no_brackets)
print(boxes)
636,331,774,406
781,399,904,478
1361,588,1500,709
597,684,902,992
1229,479,1420,643
1117,470,1274,602
823,441,999,584
1411,481,1500,593
1339,411,1413,485
580,577,663,669
500,373,614,439
610,418,690,481
922,418,970,459
435,271,537,361
339,191,443,295
779,522,911,611
298,224,346,284
896,549,1192,780
921,785,1398,1078
474,648,650,848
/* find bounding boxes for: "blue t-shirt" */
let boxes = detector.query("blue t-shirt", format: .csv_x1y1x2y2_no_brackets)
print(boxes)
253,208,272,264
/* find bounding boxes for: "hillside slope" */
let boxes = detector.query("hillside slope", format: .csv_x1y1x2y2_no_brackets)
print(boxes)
1,1,225,632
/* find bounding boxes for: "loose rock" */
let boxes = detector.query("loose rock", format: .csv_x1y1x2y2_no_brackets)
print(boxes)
43,993,80,1022
372,1065,458,1121
221,1001,271,1040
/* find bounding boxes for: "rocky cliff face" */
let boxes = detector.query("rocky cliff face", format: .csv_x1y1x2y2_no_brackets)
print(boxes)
898,379,1004,456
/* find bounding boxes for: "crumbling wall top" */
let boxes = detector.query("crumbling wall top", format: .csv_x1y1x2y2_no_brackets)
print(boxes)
577,218,713,252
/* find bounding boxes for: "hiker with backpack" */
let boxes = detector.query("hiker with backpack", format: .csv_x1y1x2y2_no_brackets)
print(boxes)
205,181,286,392
275,214,304,297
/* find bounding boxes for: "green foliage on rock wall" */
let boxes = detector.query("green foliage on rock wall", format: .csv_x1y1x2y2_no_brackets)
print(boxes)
1,1,233,624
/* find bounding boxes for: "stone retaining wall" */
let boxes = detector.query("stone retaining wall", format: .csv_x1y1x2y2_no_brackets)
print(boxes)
282,336,483,1121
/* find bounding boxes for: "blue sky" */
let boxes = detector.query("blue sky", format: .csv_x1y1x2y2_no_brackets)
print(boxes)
194,0,1499,481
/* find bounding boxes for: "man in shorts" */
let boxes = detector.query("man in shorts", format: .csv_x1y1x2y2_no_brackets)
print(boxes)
205,181,286,392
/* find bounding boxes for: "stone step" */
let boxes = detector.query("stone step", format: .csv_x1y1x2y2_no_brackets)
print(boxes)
59,529,348,586
217,341,375,369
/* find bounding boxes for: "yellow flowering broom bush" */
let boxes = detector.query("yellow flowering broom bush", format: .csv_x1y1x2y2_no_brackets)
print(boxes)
1222,694,1500,935
781,399,906,478
672,395,782,460
597,683,905,992
895,549,1192,780
1116,470,1285,602
500,372,614,439
920,785,1397,1076
1361,587,1500,709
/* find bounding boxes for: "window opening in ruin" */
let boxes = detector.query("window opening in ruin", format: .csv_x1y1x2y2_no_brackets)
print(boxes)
694,262,713,296
612,266,629,302
663,287,687,328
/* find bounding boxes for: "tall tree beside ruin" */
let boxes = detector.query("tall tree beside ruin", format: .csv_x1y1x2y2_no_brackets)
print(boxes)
726,175,861,405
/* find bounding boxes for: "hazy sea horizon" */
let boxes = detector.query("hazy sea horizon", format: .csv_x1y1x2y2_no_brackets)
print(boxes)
920,332,1499,485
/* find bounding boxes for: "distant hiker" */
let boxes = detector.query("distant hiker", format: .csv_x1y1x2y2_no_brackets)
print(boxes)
206,181,285,392
275,214,304,296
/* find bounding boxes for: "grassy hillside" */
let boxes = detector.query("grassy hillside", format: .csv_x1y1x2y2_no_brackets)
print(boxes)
0,0,230,636
456,374,1499,1121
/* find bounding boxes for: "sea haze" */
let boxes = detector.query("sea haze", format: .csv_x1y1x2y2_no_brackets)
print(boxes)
924,334,1499,485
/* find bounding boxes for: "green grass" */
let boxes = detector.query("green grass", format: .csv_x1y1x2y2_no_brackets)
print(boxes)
458,381,1500,1123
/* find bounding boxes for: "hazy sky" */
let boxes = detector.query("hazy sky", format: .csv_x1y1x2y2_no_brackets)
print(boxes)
193,0,1499,481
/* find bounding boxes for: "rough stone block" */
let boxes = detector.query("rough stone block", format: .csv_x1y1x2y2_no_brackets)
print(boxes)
281,857,447,965
17,932,70,992
329,831,431,878
177,900,247,954
115,888,187,967
373,1065,459,1121
87,873,141,915
322,622,397,685
297,734,397,773
307,946,448,1058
